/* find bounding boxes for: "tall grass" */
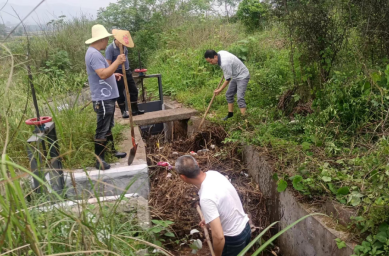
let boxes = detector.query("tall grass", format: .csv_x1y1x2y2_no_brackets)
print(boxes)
5,16,93,71
0,24,171,253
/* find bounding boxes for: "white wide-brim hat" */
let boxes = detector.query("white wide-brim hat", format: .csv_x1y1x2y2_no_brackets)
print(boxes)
85,24,113,44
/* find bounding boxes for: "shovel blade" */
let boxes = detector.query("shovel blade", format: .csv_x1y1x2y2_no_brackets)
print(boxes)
127,144,138,165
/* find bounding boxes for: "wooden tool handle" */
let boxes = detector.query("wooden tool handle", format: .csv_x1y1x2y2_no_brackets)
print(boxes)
196,204,216,256
198,76,225,130
119,45,135,139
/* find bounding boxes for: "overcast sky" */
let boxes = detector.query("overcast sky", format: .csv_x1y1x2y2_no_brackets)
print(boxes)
6,0,112,10
1,0,115,24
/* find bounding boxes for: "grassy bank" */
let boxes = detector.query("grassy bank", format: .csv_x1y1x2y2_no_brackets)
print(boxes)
145,18,389,254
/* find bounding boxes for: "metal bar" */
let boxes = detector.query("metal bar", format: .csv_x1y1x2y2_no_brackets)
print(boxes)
46,125,65,194
26,143,43,193
141,77,146,102
142,74,162,78
158,75,163,105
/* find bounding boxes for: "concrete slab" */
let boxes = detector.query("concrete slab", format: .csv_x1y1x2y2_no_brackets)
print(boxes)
65,107,149,199
38,193,150,228
132,108,198,126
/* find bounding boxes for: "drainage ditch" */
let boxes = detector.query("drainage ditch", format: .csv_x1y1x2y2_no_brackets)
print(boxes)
146,126,274,255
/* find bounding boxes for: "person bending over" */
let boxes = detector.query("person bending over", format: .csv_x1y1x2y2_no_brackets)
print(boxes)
204,49,250,121
176,155,251,256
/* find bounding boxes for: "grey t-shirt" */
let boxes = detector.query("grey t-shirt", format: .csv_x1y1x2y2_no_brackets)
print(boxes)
218,50,250,80
105,41,130,72
85,47,119,101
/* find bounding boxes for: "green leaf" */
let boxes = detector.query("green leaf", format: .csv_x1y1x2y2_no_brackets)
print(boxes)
350,196,361,206
277,179,288,192
376,232,388,243
291,175,304,191
322,176,332,182
328,183,338,194
272,173,279,181
378,223,389,233
372,72,382,83
335,238,347,249
336,187,350,196
164,232,175,237
150,227,164,233
301,142,311,151
152,220,174,227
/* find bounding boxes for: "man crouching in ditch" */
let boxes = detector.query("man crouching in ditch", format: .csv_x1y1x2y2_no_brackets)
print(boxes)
175,155,251,256
85,24,127,170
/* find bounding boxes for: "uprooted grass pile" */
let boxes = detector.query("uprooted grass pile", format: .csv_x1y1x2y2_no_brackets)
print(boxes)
146,126,269,248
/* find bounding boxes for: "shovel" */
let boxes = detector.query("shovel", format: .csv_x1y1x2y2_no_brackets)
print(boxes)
119,44,137,165
198,76,224,129
113,29,137,165
196,204,216,256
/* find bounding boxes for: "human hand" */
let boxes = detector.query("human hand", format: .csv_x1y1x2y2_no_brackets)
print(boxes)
214,89,222,96
115,54,126,65
114,73,123,81
199,220,206,228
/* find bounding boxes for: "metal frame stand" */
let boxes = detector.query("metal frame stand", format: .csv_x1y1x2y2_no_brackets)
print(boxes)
26,122,65,196
136,73,164,134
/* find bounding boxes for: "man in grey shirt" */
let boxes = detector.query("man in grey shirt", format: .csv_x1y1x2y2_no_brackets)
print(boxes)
205,50,250,120
106,39,144,118
85,24,127,170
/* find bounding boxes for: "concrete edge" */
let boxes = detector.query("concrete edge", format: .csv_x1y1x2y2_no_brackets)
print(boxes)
242,145,356,256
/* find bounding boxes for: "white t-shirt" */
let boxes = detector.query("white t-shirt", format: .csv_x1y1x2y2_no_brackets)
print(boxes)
198,171,249,236
218,50,250,81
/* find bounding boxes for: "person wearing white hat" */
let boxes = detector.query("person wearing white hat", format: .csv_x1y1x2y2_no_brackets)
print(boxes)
85,24,127,170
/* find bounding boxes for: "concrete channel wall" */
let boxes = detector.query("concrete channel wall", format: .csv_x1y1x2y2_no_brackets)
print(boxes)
242,145,356,256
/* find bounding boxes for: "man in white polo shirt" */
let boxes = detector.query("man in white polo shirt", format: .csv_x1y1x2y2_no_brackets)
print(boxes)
176,155,251,256
204,50,250,121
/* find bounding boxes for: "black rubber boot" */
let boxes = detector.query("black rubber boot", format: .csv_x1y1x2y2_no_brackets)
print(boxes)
106,134,127,158
118,103,129,118
95,141,110,170
131,102,145,116
222,112,233,121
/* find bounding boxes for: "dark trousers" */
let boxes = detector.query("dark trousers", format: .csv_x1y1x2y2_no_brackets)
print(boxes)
222,222,251,256
93,99,116,141
116,69,138,105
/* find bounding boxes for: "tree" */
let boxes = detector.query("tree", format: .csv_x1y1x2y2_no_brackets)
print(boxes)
97,0,154,33
216,0,239,21
272,0,352,83
237,0,270,31
351,0,389,64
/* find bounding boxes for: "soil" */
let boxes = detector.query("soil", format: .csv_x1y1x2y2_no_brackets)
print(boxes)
146,126,271,255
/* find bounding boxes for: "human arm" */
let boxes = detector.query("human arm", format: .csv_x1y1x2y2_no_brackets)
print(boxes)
95,57,125,80
199,199,224,256
95,54,125,80
214,79,230,95
209,217,225,256
106,56,122,81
